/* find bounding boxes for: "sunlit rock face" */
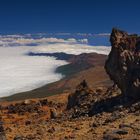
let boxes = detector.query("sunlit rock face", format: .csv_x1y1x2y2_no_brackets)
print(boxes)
105,28,140,100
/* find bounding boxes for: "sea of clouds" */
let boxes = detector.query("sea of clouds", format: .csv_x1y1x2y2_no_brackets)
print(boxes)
0,34,111,97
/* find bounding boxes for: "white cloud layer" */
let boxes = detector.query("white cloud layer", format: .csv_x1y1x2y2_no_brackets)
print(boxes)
0,36,111,97
0,36,88,47
0,46,68,97
31,43,110,55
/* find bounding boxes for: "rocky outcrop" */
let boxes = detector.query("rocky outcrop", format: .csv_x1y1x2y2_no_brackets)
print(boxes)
67,80,95,117
67,80,113,117
67,80,89,109
105,28,140,100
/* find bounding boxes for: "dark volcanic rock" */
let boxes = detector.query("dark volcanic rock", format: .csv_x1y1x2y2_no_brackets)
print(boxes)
0,123,4,133
14,135,24,140
67,80,91,109
39,98,48,106
50,108,57,119
66,81,121,117
103,129,129,140
105,28,140,100
48,127,55,133
67,80,94,117
7,101,40,114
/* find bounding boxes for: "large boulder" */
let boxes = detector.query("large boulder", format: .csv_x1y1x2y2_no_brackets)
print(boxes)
105,28,140,100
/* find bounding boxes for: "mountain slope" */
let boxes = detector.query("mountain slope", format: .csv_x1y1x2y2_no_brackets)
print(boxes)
2,52,111,101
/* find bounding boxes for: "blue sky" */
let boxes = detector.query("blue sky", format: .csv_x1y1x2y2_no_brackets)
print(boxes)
0,0,140,34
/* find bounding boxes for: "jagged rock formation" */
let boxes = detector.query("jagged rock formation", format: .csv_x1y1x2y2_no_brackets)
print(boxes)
67,80,94,117
67,80,89,109
67,80,118,117
105,28,140,100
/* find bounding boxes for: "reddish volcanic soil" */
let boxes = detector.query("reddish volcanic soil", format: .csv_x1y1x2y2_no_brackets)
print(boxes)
0,83,140,140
